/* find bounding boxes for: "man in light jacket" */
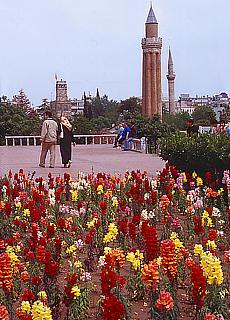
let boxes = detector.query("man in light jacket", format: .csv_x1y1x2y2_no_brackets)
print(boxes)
39,111,58,168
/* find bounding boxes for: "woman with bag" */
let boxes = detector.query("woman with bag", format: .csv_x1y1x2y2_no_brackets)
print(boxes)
58,116,74,168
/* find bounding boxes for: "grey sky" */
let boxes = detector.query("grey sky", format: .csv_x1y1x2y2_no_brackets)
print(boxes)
0,0,230,105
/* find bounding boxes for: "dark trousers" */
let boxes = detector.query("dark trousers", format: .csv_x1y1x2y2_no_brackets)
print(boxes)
60,139,71,164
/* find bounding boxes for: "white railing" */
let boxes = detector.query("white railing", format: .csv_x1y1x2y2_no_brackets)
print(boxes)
4,135,148,153
5,136,41,146
5,134,117,146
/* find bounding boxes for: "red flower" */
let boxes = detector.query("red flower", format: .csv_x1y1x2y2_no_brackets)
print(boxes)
100,201,107,214
85,229,95,244
208,229,218,241
21,288,35,301
101,269,125,295
128,222,136,240
118,219,127,235
58,217,66,230
186,261,206,310
193,216,204,235
141,222,158,262
45,260,59,278
205,172,212,184
36,245,46,263
31,276,42,285
0,304,9,320
103,294,125,320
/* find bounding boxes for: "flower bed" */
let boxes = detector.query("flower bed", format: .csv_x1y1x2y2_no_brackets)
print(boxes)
0,166,229,320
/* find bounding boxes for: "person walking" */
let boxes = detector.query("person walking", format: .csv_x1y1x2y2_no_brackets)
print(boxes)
113,123,124,148
39,111,58,168
58,116,74,168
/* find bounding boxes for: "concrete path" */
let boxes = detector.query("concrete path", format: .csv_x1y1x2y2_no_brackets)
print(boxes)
0,145,165,178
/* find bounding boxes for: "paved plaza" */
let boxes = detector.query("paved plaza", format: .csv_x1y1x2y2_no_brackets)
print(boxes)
0,145,165,178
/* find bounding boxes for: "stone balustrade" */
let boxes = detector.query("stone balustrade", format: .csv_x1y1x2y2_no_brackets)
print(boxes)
4,135,148,153
5,134,117,146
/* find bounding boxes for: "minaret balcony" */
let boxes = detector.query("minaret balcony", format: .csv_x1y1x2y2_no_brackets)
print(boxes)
142,37,162,46
167,74,176,81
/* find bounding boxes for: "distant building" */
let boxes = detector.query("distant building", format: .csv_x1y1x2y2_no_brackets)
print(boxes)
174,92,230,120
48,79,93,117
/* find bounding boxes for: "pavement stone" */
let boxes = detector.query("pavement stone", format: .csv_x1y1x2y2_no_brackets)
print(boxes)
0,145,165,178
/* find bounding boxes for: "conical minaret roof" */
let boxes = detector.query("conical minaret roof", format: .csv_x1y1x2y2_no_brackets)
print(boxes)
168,47,173,67
146,4,158,24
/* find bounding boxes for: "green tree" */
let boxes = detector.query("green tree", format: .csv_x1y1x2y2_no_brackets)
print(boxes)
119,96,142,115
12,89,32,114
72,115,94,135
0,101,42,145
192,105,216,125
163,112,191,131
91,116,111,132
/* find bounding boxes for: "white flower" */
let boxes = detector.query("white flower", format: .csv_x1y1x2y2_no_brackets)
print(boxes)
212,207,221,217
148,210,155,218
144,193,150,200
98,256,105,268
141,209,148,220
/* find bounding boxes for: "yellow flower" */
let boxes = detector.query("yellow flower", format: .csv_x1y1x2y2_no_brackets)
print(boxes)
15,201,21,209
196,177,203,186
156,256,162,266
21,301,31,314
183,173,187,183
74,260,82,268
194,244,204,256
37,291,47,300
112,197,119,207
70,190,78,201
97,185,104,195
200,251,224,285
126,250,144,271
170,232,184,253
32,301,52,320
71,285,81,299
202,210,213,227
6,246,19,265
23,209,30,217
218,188,224,195
104,247,112,255
103,223,118,243
192,171,197,178
66,244,77,255
206,240,217,250
87,217,98,229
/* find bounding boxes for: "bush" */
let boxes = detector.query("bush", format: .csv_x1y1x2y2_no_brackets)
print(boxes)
159,132,230,176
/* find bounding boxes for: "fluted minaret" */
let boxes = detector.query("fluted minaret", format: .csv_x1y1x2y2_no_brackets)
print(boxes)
167,47,176,115
142,5,162,118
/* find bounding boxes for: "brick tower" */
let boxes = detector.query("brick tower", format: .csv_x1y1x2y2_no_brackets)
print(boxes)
56,79,68,102
142,5,162,118
167,47,176,114
50,79,71,116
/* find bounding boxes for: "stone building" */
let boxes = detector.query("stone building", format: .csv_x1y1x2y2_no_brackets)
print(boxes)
49,79,87,117
50,79,72,117
141,5,162,118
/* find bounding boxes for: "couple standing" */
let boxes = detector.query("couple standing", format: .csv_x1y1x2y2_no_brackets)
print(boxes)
39,111,74,168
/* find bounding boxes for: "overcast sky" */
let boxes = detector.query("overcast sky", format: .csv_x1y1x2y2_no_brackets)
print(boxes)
0,0,230,105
